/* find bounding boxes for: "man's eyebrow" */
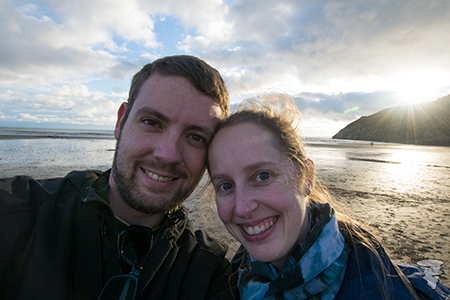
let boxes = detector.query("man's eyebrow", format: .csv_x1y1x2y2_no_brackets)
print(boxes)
134,107,169,123
134,107,214,138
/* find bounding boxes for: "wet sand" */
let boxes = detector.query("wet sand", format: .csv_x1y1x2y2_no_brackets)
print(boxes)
184,184,450,286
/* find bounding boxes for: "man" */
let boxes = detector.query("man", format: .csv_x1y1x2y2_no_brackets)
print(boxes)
0,55,236,299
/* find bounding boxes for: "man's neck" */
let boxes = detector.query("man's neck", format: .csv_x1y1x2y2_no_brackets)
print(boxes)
108,180,166,229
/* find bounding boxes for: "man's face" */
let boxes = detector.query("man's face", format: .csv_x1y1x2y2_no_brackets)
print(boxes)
111,73,222,214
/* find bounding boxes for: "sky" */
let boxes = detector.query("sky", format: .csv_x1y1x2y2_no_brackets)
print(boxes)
1,0,450,137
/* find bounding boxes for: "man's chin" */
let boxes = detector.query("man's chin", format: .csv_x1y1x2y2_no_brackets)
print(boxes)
125,191,185,215
115,172,197,214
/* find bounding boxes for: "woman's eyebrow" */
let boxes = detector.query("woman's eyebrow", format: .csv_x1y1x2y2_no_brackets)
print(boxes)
243,161,277,172
210,173,228,182
210,161,278,181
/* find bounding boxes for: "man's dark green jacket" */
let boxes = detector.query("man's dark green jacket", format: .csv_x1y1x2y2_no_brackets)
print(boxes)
0,170,236,299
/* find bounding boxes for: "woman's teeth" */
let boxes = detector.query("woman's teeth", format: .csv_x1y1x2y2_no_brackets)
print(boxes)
244,219,276,235
145,170,173,182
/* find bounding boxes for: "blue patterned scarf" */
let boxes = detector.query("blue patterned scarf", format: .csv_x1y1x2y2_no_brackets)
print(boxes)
237,200,348,300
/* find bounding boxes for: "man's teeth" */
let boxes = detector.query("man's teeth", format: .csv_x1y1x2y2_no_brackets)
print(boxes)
145,171,172,182
244,219,275,235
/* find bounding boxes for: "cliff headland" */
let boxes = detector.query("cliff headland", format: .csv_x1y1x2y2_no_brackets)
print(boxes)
333,95,450,146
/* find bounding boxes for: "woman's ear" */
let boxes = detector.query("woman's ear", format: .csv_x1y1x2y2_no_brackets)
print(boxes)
304,159,315,195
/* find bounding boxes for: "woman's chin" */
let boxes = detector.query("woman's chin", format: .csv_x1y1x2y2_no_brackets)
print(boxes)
247,246,282,264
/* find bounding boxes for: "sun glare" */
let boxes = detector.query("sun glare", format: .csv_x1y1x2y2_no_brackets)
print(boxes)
300,69,450,109
388,70,450,106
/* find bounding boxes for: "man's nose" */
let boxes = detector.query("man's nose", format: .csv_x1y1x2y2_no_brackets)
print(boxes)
152,132,183,165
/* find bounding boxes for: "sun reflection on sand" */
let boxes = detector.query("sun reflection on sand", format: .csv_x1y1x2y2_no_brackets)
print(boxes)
386,146,433,164
306,140,450,202
381,148,428,194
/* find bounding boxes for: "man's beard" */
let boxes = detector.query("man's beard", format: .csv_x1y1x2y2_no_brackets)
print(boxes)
111,137,200,215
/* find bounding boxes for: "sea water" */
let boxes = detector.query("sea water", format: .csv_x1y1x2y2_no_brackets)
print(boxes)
304,137,450,201
0,127,116,179
1,128,449,202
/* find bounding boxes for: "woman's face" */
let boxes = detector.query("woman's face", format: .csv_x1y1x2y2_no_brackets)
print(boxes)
208,122,309,268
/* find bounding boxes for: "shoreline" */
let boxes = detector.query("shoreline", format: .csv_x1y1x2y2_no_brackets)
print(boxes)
0,134,115,140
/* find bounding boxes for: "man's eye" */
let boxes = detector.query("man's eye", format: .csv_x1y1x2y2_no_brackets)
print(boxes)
190,134,206,143
143,119,159,127
219,182,233,192
255,172,270,182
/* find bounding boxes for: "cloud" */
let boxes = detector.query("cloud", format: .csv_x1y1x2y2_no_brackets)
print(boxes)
292,90,400,121
182,0,450,93
0,84,123,128
147,0,232,41
1,0,450,137
0,0,162,86
0,0,165,129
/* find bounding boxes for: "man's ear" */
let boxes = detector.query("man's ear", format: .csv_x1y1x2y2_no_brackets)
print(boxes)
114,102,128,139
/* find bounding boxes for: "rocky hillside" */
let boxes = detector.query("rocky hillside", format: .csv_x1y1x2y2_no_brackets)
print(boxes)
332,95,450,146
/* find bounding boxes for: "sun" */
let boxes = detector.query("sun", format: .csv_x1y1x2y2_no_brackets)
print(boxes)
388,69,450,106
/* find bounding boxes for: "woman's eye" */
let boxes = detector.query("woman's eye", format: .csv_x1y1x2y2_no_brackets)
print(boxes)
218,182,233,192
255,172,270,182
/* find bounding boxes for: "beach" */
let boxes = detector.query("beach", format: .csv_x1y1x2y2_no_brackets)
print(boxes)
184,183,450,286
185,140,450,287
1,131,449,286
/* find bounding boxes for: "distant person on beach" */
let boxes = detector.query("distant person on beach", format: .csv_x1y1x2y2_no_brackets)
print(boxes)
206,94,450,299
0,55,237,299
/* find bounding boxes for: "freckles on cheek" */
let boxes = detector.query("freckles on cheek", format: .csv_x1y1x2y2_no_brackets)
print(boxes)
216,202,232,223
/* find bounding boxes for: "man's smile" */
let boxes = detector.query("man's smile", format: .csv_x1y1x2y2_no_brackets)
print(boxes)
142,168,177,182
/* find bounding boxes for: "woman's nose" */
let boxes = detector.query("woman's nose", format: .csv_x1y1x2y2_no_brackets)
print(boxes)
234,187,258,219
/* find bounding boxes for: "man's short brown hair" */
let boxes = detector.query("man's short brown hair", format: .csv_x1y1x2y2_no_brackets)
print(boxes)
121,55,229,126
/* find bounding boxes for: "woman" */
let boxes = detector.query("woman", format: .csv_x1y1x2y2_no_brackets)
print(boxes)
206,95,450,299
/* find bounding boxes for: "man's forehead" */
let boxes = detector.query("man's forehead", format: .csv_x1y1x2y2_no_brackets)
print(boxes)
130,74,225,124
133,94,222,116
132,97,221,131
209,103,224,120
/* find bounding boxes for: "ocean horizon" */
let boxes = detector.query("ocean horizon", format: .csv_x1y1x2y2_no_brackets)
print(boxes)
0,126,115,140
1,126,449,197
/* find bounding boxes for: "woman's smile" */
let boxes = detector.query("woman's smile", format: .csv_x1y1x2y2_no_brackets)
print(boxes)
242,216,277,235
209,122,309,267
